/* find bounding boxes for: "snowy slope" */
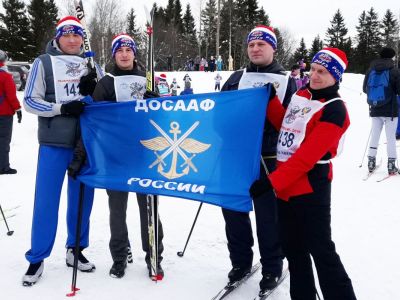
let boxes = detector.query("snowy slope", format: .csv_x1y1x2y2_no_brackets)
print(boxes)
0,72,399,300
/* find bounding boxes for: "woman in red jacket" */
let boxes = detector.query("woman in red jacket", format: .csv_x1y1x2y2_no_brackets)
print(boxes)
0,50,22,174
251,48,357,300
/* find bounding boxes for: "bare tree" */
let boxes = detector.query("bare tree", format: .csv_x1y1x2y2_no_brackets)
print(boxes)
274,27,296,69
57,0,75,16
88,0,125,70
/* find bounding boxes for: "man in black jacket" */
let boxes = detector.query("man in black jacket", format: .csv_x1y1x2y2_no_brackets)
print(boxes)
85,34,164,279
221,25,297,294
363,47,400,174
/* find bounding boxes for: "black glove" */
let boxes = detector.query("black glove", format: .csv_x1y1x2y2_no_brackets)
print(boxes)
143,90,160,99
249,177,273,199
79,68,97,96
16,109,22,123
61,101,85,117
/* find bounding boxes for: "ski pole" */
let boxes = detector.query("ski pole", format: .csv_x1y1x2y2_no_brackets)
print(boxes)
177,202,203,257
0,204,14,236
359,127,372,168
66,182,85,297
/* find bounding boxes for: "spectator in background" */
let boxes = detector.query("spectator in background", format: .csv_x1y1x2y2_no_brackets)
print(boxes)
209,56,216,72
0,49,22,175
200,57,206,71
170,78,180,96
290,65,308,90
216,55,223,71
194,55,200,71
214,73,222,91
167,54,173,71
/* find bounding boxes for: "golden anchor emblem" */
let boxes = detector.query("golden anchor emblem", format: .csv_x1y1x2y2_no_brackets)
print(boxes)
140,120,211,179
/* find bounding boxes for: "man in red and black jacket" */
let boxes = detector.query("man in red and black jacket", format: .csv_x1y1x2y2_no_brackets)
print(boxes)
0,50,22,175
251,48,357,300
220,25,297,294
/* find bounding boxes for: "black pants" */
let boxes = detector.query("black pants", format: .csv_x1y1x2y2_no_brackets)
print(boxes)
0,115,13,171
278,184,356,300
222,157,283,276
108,191,164,263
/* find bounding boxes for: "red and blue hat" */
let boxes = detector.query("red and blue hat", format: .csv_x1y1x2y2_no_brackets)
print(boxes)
311,47,348,81
247,25,277,50
55,16,84,40
111,34,137,57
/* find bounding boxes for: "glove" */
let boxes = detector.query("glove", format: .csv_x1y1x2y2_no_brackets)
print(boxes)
79,68,97,96
249,177,273,199
16,109,22,123
143,90,160,99
61,101,85,117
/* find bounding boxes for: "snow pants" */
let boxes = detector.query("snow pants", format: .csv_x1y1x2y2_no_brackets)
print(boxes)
368,116,398,158
0,115,13,171
108,191,164,264
222,157,283,277
25,145,94,264
278,183,356,300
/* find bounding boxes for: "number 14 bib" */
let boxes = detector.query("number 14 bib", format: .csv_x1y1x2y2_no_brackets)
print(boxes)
277,95,341,162
50,55,87,104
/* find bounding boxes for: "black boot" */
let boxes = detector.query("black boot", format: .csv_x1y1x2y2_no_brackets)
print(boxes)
368,156,376,172
109,260,127,278
259,273,280,294
228,265,252,283
146,261,164,279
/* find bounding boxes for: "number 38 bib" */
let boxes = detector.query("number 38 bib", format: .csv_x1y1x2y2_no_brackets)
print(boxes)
50,55,88,104
277,95,341,162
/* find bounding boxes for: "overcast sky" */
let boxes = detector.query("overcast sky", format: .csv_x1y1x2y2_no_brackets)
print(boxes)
82,0,399,47
10,0,399,46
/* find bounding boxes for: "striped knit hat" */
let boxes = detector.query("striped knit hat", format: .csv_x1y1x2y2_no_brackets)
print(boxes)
247,25,277,50
111,34,137,57
311,47,348,81
55,16,84,40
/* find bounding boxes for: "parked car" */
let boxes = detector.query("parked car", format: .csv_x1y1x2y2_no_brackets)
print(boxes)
10,70,22,91
7,64,29,90
8,61,31,70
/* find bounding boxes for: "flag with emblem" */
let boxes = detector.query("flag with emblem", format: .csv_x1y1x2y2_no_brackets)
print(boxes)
78,87,271,212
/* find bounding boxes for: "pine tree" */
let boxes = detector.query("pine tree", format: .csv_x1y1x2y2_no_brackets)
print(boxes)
325,9,348,48
174,0,184,33
380,9,399,49
292,38,308,65
354,8,381,73
201,0,217,59
0,0,34,60
28,0,59,58
165,0,175,24
126,8,145,64
181,4,198,67
309,35,323,61
257,7,270,26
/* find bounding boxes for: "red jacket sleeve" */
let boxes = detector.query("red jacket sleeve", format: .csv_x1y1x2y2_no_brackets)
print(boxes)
4,74,21,111
269,120,346,192
267,95,285,131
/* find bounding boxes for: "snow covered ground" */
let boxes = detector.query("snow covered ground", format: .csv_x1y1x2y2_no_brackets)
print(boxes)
1,71,399,300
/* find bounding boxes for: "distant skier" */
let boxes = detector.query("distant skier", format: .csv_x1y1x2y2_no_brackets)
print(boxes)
156,73,171,96
170,78,180,96
363,47,400,174
214,73,222,91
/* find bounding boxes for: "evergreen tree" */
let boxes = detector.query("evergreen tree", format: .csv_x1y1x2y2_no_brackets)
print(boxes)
0,0,34,60
325,9,348,48
236,0,259,30
354,8,381,73
257,7,270,26
165,0,175,24
174,0,184,33
28,0,59,57
292,38,308,65
380,9,399,49
181,4,198,66
126,8,145,64
309,35,323,61
201,0,217,59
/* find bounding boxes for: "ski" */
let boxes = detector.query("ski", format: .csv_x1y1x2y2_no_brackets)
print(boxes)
362,160,382,181
376,173,398,182
144,5,161,282
0,213,16,222
211,262,261,300
3,205,20,213
253,268,289,300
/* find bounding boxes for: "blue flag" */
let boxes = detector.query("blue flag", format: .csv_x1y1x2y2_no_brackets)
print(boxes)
78,87,270,212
